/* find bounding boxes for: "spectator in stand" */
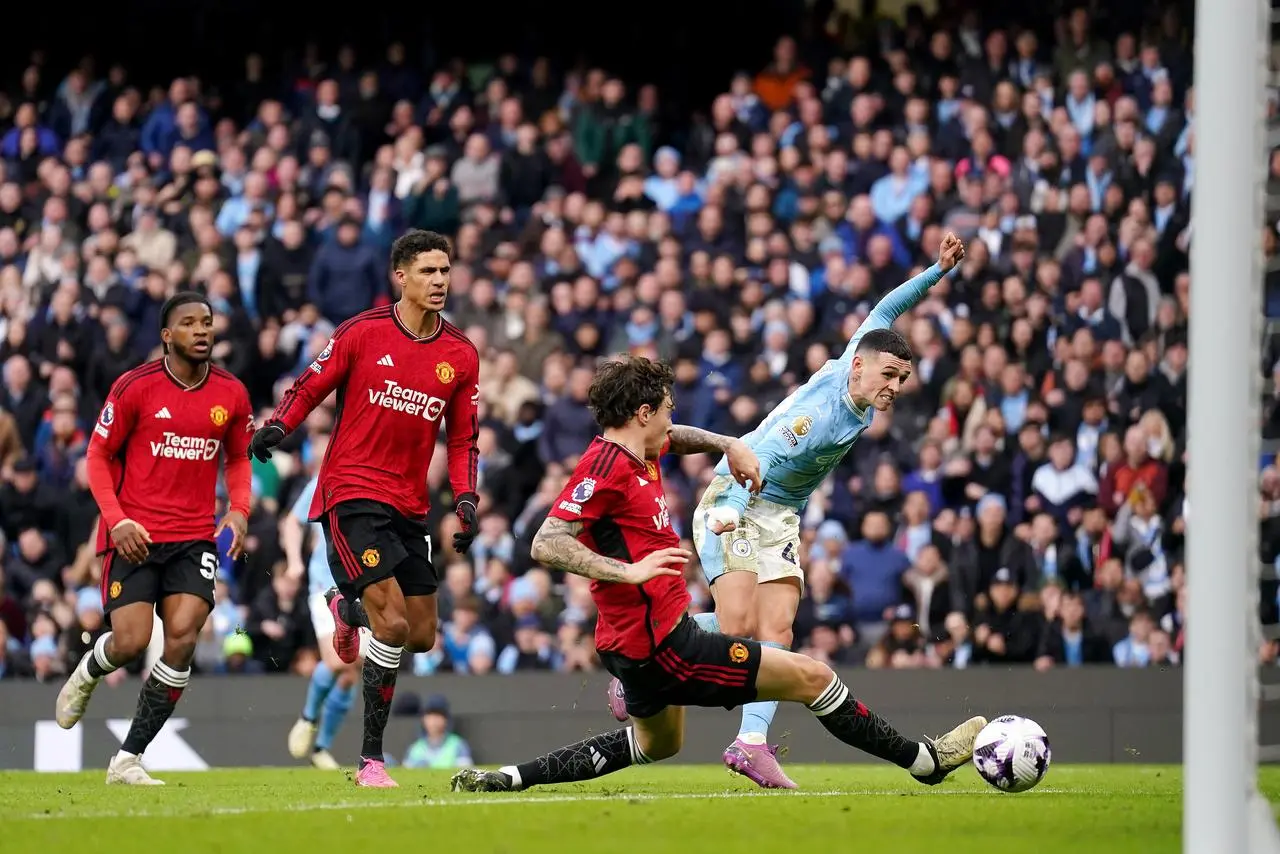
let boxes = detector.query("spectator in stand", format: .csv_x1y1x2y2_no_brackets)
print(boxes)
0,5,1253,677
402,694,474,769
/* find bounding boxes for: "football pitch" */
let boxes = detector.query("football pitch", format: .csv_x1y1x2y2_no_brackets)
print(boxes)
1,764,1275,854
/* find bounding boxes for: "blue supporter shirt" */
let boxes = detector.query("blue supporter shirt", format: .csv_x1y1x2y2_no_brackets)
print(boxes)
712,264,947,514
291,476,335,597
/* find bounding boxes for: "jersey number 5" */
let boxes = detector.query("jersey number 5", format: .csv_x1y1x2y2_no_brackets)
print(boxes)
200,552,218,581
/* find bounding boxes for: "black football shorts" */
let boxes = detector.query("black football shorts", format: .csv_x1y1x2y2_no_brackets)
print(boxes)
101,539,219,622
598,616,762,719
320,499,438,597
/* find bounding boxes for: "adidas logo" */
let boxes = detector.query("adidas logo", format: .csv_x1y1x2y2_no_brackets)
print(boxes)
637,476,648,486
377,355,395,367
154,407,172,419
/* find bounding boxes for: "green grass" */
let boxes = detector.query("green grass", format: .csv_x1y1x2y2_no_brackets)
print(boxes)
0,764,1275,854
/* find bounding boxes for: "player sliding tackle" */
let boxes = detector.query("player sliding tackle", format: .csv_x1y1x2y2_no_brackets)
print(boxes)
451,356,984,796
605,232,971,789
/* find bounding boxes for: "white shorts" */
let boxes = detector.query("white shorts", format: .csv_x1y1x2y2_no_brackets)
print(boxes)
692,475,804,587
308,590,371,656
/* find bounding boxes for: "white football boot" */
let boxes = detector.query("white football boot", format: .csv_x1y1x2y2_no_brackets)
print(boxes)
105,752,165,785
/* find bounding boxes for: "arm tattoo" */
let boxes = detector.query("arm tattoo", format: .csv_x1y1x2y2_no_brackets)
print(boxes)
531,517,632,582
667,424,736,456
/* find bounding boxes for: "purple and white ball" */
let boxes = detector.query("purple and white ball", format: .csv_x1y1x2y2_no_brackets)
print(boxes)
972,715,1051,793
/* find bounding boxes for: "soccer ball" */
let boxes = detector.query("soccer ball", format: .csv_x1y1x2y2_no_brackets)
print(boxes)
972,715,1051,793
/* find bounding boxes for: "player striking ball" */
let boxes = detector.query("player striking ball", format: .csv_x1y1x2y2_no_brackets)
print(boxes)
450,356,984,795
55,292,254,785
249,229,479,788
607,232,969,789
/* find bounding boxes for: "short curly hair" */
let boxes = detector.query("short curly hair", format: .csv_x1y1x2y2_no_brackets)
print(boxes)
390,229,452,270
587,356,674,429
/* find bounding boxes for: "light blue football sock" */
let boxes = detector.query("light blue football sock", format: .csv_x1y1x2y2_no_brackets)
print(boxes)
738,641,786,743
692,611,720,632
302,661,337,723
315,679,356,751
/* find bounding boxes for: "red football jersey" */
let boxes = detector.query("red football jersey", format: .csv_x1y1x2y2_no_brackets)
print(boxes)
270,305,479,521
89,360,254,553
547,437,689,659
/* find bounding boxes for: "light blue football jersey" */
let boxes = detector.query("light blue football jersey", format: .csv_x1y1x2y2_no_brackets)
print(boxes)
713,263,946,514
291,475,335,597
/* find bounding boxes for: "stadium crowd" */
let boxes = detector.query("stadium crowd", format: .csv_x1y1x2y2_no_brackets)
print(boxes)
0,2,1238,683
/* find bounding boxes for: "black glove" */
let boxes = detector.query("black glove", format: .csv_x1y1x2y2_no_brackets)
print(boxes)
452,492,479,554
248,423,287,462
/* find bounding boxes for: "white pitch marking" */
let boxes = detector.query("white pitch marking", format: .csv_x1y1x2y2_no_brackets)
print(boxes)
19,787,1072,821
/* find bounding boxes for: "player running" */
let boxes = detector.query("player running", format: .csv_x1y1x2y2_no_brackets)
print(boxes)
283,432,368,770
451,356,985,795
248,229,480,788
55,292,254,785
606,233,968,790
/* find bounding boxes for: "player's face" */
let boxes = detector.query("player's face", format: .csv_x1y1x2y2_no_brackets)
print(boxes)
163,303,214,363
852,351,912,411
641,393,675,457
397,249,451,312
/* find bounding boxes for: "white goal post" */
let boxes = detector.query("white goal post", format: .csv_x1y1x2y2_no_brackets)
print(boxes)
1184,0,1280,851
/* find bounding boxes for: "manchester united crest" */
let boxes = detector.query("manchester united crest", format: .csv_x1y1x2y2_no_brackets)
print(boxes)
435,362,456,384
210,405,229,427
645,461,659,481
361,548,381,568
729,642,749,663
109,581,122,600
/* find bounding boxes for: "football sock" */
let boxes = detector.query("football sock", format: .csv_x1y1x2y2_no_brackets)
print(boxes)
807,674,923,770
738,641,785,743
316,679,356,752
507,727,652,789
338,596,371,630
360,637,402,761
692,611,720,632
121,659,190,755
84,632,124,679
303,660,337,723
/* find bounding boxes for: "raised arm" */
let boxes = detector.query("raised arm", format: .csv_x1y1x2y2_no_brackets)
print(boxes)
530,517,688,584
841,232,965,360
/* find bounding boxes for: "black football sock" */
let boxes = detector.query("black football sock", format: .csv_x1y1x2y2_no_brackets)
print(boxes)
360,637,402,762
338,595,371,630
120,660,190,755
807,675,924,770
84,632,126,679
507,727,652,789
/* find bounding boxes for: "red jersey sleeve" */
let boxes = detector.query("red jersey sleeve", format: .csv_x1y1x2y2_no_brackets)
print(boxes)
269,329,353,433
85,374,141,531
548,461,621,525
224,381,254,517
444,353,480,498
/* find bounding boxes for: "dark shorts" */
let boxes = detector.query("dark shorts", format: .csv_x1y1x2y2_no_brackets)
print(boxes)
319,499,437,597
101,540,219,622
599,617,762,719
